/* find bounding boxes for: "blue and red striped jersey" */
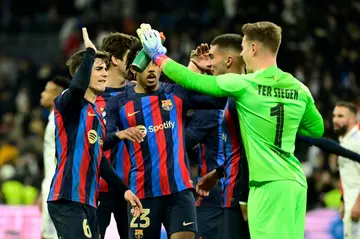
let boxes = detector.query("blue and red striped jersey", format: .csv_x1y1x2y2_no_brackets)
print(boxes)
222,98,249,208
96,84,133,193
48,48,106,208
104,83,225,199
185,110,224,208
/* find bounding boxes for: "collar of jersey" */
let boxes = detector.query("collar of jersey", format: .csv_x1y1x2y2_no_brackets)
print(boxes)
259,65,280,78
342,124,360,141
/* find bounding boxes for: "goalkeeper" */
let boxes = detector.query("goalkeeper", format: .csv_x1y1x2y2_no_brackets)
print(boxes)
136,22,324,239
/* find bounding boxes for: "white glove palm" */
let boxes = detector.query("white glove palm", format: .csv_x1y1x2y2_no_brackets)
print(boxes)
136,24,167,61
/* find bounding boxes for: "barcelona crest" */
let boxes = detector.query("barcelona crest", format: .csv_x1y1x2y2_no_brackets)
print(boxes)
161,99,173,111
134,229,144,239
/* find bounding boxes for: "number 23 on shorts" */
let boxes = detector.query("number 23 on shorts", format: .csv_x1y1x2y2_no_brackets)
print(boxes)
130,209,151,228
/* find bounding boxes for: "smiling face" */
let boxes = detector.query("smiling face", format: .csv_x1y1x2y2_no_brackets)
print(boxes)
240,35,255,73
88,58,108,94
208,45,228,76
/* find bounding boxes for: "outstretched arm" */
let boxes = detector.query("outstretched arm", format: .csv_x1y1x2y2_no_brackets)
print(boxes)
297,135,360,163
136,26,251,98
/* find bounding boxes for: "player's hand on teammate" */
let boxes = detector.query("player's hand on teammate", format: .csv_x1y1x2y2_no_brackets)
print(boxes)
136,23,167,61
240,203,248,221
124,190,143,217
189,43,211,74
116,127,144,143
196,169,219,196
82,27,96,51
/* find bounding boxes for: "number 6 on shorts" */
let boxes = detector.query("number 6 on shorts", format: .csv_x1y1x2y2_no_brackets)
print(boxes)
83,219,92,238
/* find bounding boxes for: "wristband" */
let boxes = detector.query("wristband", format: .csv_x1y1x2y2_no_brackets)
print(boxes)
131,32,166,72
153,54,169,67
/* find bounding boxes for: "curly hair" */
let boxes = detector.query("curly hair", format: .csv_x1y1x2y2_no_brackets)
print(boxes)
99,32,139,61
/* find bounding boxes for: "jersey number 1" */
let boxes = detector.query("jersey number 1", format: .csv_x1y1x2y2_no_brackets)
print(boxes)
270,103,284,148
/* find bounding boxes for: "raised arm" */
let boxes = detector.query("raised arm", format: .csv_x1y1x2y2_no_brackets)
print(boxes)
56,28,96,108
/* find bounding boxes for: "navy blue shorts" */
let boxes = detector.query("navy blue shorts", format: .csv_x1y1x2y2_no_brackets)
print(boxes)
220,208,250,239
48,200,99,239
195,207,222,239
97,192,128,239
128,189,197,239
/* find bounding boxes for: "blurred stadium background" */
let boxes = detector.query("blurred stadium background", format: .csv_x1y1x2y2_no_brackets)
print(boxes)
0,0,358,238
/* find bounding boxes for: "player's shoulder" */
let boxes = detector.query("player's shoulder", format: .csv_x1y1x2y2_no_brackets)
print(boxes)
160,82,188,96
349,124,360,140
53,89,68,108
106,89,129,108
159,82,176,92
123,83,135,91
292,78,316,106
291,76,313,99
277,70,313,98
218,72,250,82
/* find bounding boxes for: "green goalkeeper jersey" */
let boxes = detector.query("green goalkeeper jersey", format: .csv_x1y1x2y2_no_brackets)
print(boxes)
163,62,324,187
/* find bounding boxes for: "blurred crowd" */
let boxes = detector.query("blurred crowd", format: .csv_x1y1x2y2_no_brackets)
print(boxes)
0,0,360,210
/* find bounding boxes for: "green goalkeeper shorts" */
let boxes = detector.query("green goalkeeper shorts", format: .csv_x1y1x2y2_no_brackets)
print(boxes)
248,180,307,239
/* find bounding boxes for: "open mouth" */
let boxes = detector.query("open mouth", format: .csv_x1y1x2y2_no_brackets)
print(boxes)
147,73,156,83
98,79,106,84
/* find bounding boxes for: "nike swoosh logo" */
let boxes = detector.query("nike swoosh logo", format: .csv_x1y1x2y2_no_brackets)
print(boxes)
88,112,96,117
127,110,141,117
183,221,194,226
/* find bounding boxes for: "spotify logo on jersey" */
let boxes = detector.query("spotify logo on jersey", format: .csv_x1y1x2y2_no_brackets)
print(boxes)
137,125,148,137
87,130,98,144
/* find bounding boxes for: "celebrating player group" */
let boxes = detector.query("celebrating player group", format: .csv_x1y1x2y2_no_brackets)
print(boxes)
40,20,360,239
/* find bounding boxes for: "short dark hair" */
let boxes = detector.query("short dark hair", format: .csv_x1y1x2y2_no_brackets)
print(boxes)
242,21,282,55
211,34,243,52
336,101,357,115
126,41,143,71
66,50,110,77
211,34,245,71
51,75,70,89
100,32,139,61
